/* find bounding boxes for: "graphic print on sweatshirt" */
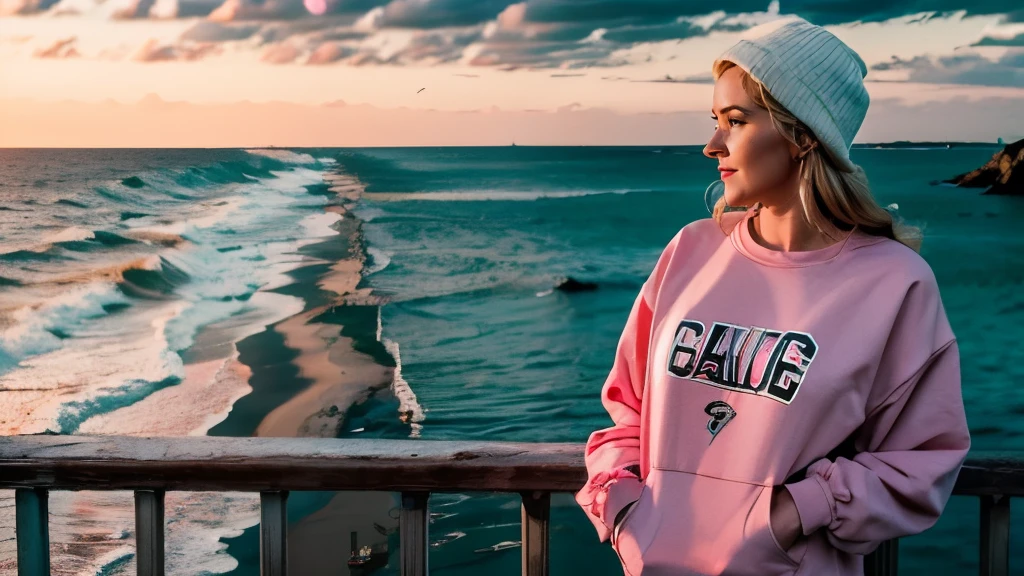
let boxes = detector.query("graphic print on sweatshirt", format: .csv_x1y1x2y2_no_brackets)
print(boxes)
666,319,818,404
704,400,737,444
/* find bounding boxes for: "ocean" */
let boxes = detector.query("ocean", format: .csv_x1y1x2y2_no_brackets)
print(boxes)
0,145,1020,575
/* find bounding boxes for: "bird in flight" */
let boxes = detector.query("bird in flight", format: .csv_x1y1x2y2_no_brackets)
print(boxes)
417,87,425,93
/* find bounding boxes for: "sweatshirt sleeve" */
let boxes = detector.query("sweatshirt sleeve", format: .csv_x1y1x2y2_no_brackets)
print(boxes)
785,274,971,554
573,288,651,541
574,231,681,542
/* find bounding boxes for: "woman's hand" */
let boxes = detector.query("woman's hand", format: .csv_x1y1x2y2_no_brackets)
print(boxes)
769,486,803,550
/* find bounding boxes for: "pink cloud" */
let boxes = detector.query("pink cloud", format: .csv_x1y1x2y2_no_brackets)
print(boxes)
34,37,80,59
348,51,387,66
133,39,222,61
207,0,306,21
496,2,525,28
0,0,41,16
305,42,354,64
261,42,302,64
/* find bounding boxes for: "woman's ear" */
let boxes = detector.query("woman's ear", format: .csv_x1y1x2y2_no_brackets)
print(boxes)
792,134,818,161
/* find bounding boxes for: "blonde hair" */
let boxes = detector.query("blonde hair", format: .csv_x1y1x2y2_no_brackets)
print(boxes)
711,60,922,252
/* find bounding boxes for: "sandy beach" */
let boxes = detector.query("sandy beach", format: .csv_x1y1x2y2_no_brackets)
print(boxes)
0,166,407,576
254,307,393,438
255,180,393,438
206,171,405,575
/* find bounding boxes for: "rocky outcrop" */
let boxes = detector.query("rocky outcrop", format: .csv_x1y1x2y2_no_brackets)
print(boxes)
555,277,598,292
944,138,1023,195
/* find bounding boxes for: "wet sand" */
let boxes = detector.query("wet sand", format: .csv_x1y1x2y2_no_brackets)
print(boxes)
254,307,393,438
78,351,253,437
210,170,404,575
252,171,394,438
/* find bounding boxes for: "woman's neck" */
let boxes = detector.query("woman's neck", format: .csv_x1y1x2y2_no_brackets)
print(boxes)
749,203,838,252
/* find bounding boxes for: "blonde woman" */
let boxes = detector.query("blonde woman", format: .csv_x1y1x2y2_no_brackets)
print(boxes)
575,17,971,576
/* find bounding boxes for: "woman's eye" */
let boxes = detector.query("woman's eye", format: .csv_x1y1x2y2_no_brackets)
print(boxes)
711,118,743,128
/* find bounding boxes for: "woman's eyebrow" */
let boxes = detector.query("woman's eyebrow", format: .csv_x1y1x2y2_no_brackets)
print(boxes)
711,105,752,115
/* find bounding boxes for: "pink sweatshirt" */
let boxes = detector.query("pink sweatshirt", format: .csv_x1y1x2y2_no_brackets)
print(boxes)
575,209,971,576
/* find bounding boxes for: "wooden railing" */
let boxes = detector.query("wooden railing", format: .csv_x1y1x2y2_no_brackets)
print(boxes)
0,435,1019,576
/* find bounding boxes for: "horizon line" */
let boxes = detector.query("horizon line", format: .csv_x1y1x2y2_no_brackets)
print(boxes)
0,141,1009,150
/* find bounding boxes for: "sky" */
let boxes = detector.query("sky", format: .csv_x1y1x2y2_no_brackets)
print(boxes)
1,0,1022,146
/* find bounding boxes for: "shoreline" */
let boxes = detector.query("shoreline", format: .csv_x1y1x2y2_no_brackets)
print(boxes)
252,306,393,438
0,161,406,575
207,168,395,439
250,175,393,438
209,166,406,575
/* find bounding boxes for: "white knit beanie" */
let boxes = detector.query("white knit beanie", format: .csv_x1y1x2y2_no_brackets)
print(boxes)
713,18,870,172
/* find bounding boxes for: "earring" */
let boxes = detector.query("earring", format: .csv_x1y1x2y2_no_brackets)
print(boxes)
704,179,726,216
704,179,747,216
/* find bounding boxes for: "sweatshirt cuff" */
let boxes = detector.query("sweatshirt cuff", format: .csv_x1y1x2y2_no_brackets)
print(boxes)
603,477,644,530
786,475,834,535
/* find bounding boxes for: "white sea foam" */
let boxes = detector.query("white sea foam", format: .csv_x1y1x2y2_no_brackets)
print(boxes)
352,205,387,222
0,163,370,576
0,298,186,435
244,149,319,165
0,226,96,255
381,336,424,437
41,226,95,245
431,493,472,507
365,246,392,276
430,531,467,548
377,307,425,437
0,489,262,576
0,282,131,375
363,188,642,202
299,211,343,238
127,196,247,236
474,540,522,553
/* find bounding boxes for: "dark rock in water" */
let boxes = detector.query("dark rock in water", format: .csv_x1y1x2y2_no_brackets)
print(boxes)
943,138,1023,195
121,176,146,188
556,277,598,292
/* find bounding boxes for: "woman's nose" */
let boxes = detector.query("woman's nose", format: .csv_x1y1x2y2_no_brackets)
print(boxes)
703,128,726,159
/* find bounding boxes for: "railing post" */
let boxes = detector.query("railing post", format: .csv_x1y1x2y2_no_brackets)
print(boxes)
980,495,1010,576
135,490,165,576
520,491,550,576
260,491,289,576
400,491,429,576
15,488,50,576
864,538,898,576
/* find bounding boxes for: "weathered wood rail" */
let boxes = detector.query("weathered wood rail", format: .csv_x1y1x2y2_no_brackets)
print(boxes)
0,435,1019,576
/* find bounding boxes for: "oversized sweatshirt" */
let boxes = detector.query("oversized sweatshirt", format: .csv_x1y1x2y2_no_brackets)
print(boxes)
575,208,971,576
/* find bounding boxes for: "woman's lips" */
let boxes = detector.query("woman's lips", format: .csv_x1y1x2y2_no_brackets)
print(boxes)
720,169,737,179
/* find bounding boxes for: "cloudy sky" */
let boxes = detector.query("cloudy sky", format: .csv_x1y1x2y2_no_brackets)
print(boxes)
1,0,1021,146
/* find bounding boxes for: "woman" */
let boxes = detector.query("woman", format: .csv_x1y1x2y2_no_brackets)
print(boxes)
574,17,971,576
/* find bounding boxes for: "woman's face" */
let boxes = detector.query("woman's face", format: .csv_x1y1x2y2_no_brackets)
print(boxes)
703,66,801,209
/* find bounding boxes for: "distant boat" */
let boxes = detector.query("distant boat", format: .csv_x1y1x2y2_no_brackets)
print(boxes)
348,545,373,567
511,142,517,147
348,531,389,571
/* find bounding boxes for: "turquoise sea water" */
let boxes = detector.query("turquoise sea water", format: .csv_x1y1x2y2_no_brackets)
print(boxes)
339,145,1024,575
0,145,1020,574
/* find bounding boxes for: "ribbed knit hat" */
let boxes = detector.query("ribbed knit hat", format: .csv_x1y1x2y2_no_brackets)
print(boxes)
713,18,869,172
